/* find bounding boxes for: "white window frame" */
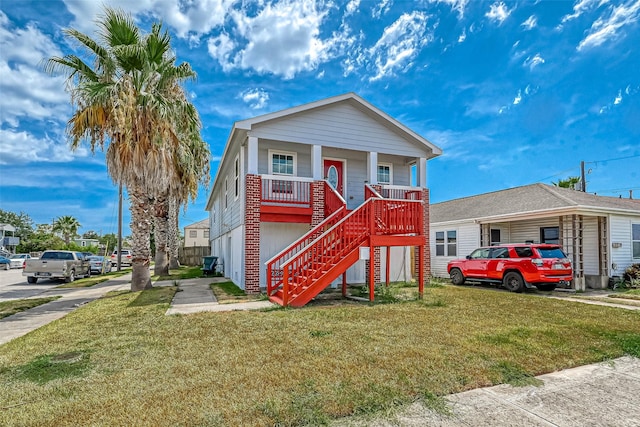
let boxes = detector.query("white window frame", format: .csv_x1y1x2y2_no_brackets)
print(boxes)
435,230,457,257
377,162,393,185
633,223,640,259
189,230,197,238
234,155,240,200
224,177,228,210
268,149,297,176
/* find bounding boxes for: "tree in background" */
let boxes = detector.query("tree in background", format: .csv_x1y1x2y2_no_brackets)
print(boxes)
0,209,34,239
17,229,65,253
46,8,208,291
52,215,81,245
552,176,580,189
82,230,100,240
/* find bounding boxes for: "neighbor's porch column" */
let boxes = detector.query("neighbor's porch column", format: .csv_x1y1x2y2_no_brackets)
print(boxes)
418,157,427,188
247,136,258,175
367,151,378,184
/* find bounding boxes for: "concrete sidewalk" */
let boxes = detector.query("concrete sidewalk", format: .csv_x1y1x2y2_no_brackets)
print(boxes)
335,356,640,426
0,273,131,345
165,277,274,315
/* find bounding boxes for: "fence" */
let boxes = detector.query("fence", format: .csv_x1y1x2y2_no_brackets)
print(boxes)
178,246,211,266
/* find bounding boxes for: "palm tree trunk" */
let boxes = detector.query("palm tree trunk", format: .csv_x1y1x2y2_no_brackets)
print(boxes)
129,184,153,291
168,198,181,269
153,194,170,276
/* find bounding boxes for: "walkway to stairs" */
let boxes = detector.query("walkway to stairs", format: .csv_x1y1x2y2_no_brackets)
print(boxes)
266,185,426,307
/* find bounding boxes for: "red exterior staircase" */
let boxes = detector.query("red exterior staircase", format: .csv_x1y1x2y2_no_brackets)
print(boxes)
266,185,424,307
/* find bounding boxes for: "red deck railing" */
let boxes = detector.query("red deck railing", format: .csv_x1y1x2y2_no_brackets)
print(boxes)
261,175,312,206
380,185,422,200
272,197,422,306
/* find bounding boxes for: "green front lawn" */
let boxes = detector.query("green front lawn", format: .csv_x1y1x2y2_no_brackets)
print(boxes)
56,269,131,289
1,285,639,426
0,297,61,319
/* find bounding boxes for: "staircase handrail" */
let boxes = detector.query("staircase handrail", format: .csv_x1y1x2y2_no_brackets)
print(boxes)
365,184,383,199
325,180,347,216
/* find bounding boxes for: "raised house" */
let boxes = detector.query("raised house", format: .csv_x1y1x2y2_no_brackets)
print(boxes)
205,93,442,306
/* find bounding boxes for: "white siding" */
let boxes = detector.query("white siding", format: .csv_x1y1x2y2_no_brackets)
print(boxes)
610,214,639,276
380,246,412,283
582,216,599,275
509,218,559,243
260,223,310,287
250,103,429,158
431,222,480,278
211,225,244,288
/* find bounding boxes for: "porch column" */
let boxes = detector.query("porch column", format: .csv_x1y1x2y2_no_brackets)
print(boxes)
244,174,261,294
247,136,258,175
311,181,325,227
414,188,430,287
311,145,322,180
418,157,427,188
367,151,378,184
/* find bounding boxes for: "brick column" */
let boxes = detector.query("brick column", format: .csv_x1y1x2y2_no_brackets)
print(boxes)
374,246,381,284
414,188,431,284
311,181,325,227
244,174,261,294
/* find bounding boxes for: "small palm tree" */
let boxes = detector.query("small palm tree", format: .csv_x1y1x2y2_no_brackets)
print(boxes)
52,216,81,245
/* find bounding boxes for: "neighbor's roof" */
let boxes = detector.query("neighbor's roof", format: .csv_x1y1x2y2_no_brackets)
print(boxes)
431,183,640,224
184,219,209,229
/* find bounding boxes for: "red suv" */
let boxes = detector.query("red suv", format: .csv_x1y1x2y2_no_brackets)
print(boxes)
447,244,573,292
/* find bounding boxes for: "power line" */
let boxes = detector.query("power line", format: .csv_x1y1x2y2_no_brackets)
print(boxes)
585,153,640,164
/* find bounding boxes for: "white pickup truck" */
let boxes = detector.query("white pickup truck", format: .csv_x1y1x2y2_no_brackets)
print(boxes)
23,250,91,283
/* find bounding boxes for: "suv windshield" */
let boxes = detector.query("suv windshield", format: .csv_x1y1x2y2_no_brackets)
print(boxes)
537,248,566,258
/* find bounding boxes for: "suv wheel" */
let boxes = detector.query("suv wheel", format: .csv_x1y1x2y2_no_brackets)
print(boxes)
450,268,465,286
503,272,524,293
535,283,557,292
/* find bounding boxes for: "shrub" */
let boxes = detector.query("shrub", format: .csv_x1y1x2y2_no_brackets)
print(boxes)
623,264,640,288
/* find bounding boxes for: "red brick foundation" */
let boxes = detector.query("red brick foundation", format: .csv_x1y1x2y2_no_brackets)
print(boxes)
244,174,261,294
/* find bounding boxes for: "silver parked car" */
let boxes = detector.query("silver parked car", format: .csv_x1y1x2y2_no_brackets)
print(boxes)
87,255,112,274
9,253,31,269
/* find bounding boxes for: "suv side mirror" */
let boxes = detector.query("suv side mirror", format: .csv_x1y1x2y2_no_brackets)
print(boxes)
466,255,471,260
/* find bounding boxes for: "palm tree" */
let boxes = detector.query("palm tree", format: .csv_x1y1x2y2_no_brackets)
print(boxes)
45,8,205,291
52,216,81,245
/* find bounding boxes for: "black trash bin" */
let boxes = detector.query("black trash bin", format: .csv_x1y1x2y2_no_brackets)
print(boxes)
201,256,218,276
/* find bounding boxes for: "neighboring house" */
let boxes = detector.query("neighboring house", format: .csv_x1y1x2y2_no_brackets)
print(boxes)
73,238,99,248
205,93,441,306
184,219,210,247
430,183,640,290
0,224,19,255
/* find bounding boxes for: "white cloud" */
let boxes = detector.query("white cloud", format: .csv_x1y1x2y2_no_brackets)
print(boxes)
523,53,545,69
458,28,467,42
0,12,69,127
561,0,605,23
614,90,623,104
485,2,512,24
428,0,469,18
345,0,361,16
577,0,640,51
239,88,270,109
521,15,537,30
513,90,522,105
372,0,393,19
62,0,234,39
206,0,349,79
0,128,89,165
368,12,430,81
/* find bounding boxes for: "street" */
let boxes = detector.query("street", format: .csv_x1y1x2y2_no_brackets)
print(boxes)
0,268,62,301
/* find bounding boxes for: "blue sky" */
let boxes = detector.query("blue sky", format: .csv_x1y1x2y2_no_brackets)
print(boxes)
0,0,639,237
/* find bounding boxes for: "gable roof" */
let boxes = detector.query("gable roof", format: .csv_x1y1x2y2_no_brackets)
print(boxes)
184,219,209,230
206,92,442,209
431,183,640,224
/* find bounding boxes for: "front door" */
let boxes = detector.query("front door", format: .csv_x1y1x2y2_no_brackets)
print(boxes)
324,159,344,196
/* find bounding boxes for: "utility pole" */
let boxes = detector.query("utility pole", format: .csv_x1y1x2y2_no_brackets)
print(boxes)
580,161,586,192
117,183,122,271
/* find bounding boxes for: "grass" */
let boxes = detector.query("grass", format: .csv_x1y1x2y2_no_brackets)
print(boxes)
153,265,203,281
1,285,640,426
56,269,130,289
0,297,61,319
210,281,264,303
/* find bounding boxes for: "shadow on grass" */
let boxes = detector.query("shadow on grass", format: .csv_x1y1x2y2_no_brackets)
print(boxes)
127,287,176,307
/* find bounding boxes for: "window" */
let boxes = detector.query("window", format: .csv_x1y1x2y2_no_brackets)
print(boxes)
540,226,559,244
633,224,640,259
514,247,533,257
269,150,296,175
491,247,509,259
234,156,239,200
435,230,457,256
469,248,490,259
224,177,228,209
491,229,501,245
204,230,210,239
189,230,197,238
377,163,392,184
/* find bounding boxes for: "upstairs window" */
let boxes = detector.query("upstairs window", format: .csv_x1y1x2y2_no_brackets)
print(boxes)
377,163,392,184
270,150,296,175
189,230,197,238
234,155,240,199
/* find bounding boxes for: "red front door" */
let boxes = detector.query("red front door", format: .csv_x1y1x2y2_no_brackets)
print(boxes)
324,159,344,196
